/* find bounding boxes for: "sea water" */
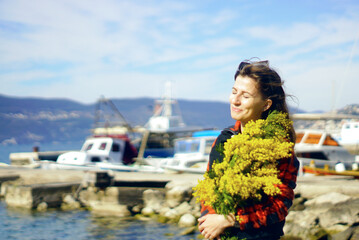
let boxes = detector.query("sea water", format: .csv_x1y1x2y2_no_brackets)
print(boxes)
0,144,200,240
0,202,199,239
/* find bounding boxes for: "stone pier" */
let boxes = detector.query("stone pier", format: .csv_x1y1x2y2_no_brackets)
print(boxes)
2,167,359,239
5,182,80,209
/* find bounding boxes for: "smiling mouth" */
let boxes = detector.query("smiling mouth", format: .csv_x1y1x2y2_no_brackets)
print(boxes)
231,106,242,112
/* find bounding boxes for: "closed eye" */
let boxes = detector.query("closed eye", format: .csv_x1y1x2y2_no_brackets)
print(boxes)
243,93,251,98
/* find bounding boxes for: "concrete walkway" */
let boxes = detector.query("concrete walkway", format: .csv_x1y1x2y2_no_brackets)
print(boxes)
2,167,359,198
0,167,203,185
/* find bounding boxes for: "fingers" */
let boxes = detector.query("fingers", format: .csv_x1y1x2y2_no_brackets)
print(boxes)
201,228,220,240
203,232,219,240
198,223,204,232
198,215,207,223
202,231,213,239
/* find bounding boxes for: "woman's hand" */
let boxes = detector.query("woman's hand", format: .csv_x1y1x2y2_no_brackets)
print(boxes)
198,214,235,239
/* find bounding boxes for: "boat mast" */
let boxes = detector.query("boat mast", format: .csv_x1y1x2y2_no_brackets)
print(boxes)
93,96,133,135
146,81,185,132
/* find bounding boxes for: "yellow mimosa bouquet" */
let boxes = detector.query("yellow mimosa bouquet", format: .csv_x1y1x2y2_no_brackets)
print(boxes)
193,111,294,221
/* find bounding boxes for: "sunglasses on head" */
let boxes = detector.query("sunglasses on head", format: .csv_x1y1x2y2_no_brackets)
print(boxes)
234,60,269,79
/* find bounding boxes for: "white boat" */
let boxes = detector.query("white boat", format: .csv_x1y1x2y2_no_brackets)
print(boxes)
295,130,359,172
136,82,203,159
336,121,359,146
40,136,164,173
145,82,186,133
143,130,220,174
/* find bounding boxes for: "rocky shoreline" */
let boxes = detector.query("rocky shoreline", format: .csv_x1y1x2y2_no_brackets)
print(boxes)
1,168,359,239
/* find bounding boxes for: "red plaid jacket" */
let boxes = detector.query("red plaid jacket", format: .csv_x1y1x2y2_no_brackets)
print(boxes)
200,121,299,231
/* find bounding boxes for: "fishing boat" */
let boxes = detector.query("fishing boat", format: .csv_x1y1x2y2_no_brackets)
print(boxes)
136,82,207,159
295,130,359,173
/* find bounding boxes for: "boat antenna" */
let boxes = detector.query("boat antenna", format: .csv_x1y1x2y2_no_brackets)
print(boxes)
334,29,359,111
93,96,134,132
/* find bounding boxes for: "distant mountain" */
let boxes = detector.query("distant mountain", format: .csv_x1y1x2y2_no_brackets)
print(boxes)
1,94,342,146
0,95,95,145
0,94,233,145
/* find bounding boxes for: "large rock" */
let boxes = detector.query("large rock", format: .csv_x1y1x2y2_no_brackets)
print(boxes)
174,202,192,216
319,198,359,230
78,186,99,207
285,194,359,239
37,202,48,211
90,202,131,217
284,210,327,239
158,206,172,217
285,210,318,230
165,182,193,208
61,194,81,210
304,192,351,208
163,208,180,220
331,225,359,240
290,196,306,211
178,213,197,227
143,189,165,213
141,206,155,216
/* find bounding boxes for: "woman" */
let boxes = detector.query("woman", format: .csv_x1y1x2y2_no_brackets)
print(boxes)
198,59,299,240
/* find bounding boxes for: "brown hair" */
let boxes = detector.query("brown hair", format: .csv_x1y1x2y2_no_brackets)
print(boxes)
236,62,296,143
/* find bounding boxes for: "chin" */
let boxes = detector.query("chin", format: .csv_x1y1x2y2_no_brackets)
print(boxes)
231,113,242,121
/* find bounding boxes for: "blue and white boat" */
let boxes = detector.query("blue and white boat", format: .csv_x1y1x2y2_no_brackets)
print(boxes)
144,130,221,174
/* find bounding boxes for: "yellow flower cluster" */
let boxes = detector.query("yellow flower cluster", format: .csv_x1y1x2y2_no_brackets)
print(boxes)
193,111,294,217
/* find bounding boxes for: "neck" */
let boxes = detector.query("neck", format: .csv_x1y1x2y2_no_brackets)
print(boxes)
240,121,247,130
236,121,244,133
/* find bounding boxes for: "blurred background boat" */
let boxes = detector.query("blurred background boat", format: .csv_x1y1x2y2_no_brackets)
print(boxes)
295,129,359,173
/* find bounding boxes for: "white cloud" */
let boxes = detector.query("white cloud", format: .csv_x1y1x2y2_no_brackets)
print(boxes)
0,0,359,112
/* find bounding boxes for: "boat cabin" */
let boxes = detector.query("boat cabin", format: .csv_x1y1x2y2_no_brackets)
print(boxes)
57,137,136,165
164,130,221,169
340,121,359,145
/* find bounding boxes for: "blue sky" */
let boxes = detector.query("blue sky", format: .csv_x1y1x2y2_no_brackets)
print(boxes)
0,0,358,112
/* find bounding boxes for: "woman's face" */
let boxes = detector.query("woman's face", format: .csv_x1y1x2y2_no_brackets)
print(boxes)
229,76,272,126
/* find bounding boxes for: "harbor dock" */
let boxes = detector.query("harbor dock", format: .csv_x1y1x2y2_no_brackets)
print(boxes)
2,167,359,239
2,167,359,197
0,167,202,186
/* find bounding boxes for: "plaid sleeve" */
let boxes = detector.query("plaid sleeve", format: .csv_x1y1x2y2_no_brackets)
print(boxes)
234,154,299,230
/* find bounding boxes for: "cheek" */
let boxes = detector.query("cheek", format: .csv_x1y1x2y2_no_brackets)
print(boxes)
252,101,266,113
229,94,234,103
240,98,251,107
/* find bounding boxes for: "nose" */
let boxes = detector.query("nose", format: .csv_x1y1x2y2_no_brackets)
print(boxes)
231,93,241,105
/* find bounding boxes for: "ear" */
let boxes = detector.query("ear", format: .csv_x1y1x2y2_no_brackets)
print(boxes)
263,99,272,112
